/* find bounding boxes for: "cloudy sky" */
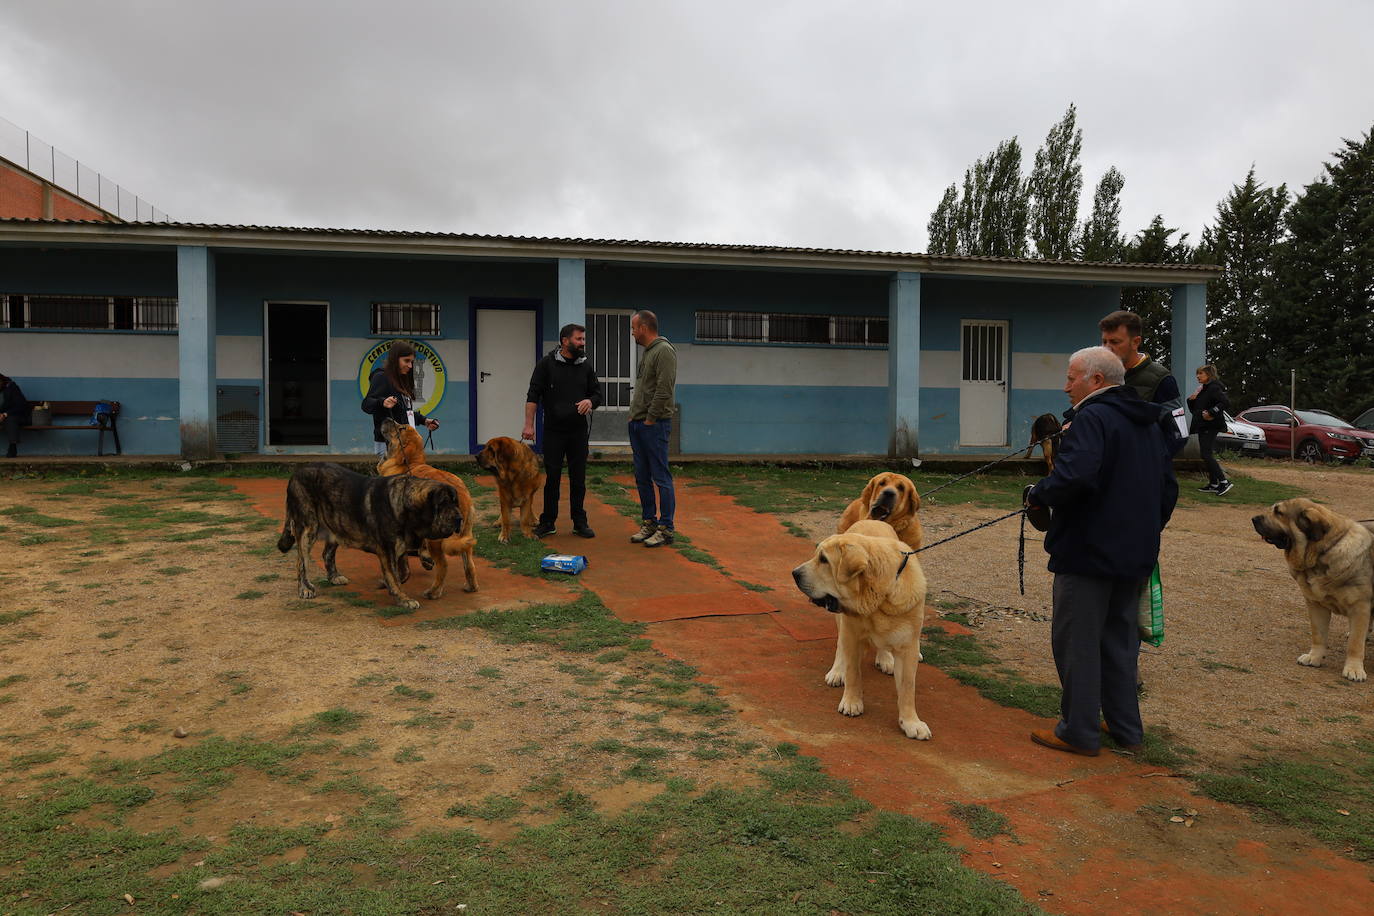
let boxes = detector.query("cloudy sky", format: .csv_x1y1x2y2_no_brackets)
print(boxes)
1,1,1371,252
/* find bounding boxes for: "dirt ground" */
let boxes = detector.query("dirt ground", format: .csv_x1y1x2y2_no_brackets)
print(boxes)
791,459,1374,763
0,478,770,843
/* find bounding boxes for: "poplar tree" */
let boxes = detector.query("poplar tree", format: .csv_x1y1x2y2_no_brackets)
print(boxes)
927,183,960,255
1077,167,1126,261
1029,104,1084,259
1196,168,1288,408
957,138,1030,257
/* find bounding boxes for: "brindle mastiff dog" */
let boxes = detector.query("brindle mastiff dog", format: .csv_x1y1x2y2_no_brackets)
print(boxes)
277,462,462,610
1252,498,1374,682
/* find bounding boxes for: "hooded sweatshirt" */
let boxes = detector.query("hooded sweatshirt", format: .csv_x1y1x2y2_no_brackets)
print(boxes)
1028,384,1178,579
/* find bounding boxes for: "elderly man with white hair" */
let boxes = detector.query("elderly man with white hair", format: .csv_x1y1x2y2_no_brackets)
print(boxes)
1024,346,1178,757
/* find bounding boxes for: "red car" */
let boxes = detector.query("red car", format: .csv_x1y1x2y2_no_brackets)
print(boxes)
1235,406,1374,463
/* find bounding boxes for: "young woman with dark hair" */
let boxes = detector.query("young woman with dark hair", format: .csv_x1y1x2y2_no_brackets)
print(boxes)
361,343,439,457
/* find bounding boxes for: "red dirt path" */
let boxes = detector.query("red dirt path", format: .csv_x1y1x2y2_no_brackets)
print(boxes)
237,475,1373,914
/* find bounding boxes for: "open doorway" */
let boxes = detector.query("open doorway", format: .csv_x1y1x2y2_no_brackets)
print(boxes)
266,301,329,446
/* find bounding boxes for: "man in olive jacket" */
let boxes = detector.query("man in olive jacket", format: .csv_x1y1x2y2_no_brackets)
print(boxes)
627,310,678,548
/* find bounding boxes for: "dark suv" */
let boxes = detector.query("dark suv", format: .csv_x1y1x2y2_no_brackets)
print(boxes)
1235,406,1374,463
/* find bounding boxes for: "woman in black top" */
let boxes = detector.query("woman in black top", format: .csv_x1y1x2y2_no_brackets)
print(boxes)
0,373,31,458
360,342,439,457
1188,364,1231,495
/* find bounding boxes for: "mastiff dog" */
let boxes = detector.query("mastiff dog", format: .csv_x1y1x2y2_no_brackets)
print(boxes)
793,518,931,740
1252,497,1374,682
277,462,462,610
475,436,544,543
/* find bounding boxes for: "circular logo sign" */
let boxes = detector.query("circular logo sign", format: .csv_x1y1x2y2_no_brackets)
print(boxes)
357,339,447,416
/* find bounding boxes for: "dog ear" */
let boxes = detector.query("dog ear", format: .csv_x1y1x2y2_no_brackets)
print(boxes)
836,542,869,583
1296,507,1329,544
861,475,881,506
907,481,921,513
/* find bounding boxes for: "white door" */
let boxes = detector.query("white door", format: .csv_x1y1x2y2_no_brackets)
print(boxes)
959,319,1008,446
587,309,636,445
475,308,536,444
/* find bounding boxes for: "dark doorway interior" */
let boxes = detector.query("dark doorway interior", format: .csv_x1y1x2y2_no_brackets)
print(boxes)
267,302,328,446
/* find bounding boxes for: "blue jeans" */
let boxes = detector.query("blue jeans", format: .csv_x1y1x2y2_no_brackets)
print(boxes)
629,419,674,529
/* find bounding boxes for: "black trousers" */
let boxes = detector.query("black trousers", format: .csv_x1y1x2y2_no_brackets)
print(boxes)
1198,429,1226,485
1050,572,1144,750
540,422,590,527
2,415,21,446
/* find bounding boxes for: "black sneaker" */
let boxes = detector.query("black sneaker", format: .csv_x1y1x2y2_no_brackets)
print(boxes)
1197,482,1218,492
532,521,556,537
573,525,596,539
1213,480,1233,496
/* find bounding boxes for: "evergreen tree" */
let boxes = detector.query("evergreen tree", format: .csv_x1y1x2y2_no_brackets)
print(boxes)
927,183,960,255
1120,215,1193,364
1196,168,1288,409
1078,167,1126,261
1029,104,1084,259
1264,127,1374,416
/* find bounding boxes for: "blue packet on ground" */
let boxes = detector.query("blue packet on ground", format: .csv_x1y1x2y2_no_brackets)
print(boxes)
540,554,589,574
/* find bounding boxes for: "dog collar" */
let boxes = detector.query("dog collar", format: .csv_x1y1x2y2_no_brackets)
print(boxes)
896,550,916,579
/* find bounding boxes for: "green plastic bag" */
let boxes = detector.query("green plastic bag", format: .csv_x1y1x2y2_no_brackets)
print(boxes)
1137,563,1164,647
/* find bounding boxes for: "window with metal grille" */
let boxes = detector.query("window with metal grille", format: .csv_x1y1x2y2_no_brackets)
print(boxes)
371,302,440,336
695,310,887,347
1,293,178,330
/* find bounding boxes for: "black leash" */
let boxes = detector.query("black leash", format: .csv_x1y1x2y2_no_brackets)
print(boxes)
895,507,1029,593
920,432,1063,502
425,426,436,452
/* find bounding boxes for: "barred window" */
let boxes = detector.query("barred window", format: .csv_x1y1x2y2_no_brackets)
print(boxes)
1,293,178,330
694,310,887,347
372,302,440,336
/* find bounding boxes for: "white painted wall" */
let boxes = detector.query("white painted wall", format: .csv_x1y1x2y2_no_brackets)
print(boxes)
0,333,179,377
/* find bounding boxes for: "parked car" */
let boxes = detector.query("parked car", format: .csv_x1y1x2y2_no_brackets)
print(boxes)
1235,405,1374,463
1214,411,1266,456
1354,407,1374,432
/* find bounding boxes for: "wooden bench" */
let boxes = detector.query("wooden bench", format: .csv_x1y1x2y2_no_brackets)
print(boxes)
24,400,123,456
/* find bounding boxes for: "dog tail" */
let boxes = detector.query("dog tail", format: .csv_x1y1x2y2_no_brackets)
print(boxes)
277,525,296,553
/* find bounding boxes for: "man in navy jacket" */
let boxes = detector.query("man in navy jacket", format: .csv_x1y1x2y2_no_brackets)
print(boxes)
1025,346,1178,756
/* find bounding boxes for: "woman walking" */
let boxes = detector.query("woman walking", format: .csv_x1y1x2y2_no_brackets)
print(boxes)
0,373,31,458
1188,364,1231,495
361,342,439,457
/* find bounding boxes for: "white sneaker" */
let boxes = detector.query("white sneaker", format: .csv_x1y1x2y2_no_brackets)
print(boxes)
630,522,657,543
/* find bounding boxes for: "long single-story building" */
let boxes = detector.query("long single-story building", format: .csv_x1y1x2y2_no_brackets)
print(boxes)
0,219,1218,458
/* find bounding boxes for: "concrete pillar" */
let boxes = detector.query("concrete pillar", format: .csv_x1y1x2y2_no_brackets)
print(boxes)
1170,283,1206,383
887,271,921,457
557,258,586,331
177,246,217,459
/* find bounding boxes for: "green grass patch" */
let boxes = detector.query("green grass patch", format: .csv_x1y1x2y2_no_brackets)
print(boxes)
420,592,647,653
0,610,39,627
1176,472,1304,507
948,801,1015,840
919,629,1061,719
155,566,193,576
290,707,367,736
18,533,62,546
446,793,524,820
234,589,266,600
1196,740,1374,860
0,507,80,527
392,685,435,701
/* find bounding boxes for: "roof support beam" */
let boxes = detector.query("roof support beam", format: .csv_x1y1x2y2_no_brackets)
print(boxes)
176,245,217,459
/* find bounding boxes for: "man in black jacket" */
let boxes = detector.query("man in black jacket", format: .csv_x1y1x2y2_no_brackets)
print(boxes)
523,324,602,538
1025,346,1178,757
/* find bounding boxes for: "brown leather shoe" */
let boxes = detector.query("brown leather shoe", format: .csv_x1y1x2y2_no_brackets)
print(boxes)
1100,721,1143,754
1031,729,1100,757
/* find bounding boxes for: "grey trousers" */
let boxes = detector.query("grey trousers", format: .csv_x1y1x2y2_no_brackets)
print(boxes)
1051,572,1145,750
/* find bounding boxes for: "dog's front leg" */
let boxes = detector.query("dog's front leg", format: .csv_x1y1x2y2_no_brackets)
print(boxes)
379,550,420,610
497,491,513,543
825,622,849,686
893,641,931,740
1340,602,1370,682
1298,603,1332,669
423,539,448,600
294,528,317,599
836,617,865,717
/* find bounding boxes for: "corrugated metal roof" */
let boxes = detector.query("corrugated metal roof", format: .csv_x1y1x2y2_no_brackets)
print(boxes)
0,217,1222,274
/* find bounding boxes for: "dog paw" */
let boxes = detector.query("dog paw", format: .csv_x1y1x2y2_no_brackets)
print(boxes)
900,717,932,740
498,534,511,544
1342,662,1367,682
423,588,444,600
298,586,317,600
329,574,349,586
838,696,865,717
463,584,478,593
420,556,435,571
1297,652,1324,667
874,651,895,676
398,598,420,611
824,666,846,687
918,650,924,662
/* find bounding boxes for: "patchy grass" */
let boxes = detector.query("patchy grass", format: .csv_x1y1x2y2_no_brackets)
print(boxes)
948,801,1015,840
920,629,1061,719
1196,740,1374,861
420,593,648,654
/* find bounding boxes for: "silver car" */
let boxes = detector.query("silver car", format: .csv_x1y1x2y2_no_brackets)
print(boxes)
1215,411,1266,455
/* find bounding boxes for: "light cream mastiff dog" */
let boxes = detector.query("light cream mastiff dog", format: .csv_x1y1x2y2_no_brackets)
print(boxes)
1252,498,1374,682
792,519,931,739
